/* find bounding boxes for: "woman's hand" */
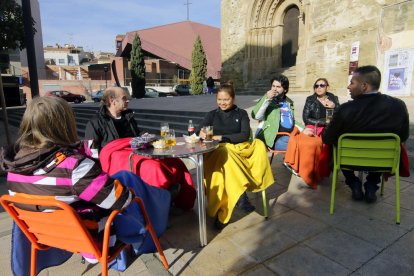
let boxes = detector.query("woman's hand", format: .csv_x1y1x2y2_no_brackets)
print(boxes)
213,135,222,141
302,127,315,137
199,128,206,139
320,98,335,109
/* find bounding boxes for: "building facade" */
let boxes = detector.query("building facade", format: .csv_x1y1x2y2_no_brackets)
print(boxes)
115,21,221,88
0,0,45,105
221,0,414,96
44,44,89,66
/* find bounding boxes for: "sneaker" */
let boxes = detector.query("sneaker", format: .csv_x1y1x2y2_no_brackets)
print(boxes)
214,216,228,230
236,192,256,213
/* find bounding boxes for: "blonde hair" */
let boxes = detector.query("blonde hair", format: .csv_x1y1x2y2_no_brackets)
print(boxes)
17,96,78,149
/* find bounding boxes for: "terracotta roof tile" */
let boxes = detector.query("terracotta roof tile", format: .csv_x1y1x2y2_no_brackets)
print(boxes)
119,21,221,79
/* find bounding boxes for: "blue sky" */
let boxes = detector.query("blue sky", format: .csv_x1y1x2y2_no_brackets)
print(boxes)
38,0,221,53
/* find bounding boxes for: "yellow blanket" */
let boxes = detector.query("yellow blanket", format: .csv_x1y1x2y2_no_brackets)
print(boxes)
203,139,275,223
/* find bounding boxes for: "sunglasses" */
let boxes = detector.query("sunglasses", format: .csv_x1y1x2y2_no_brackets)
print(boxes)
314,84,327,88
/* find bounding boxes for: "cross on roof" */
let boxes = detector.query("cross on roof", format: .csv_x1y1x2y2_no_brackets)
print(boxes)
184,0,192,20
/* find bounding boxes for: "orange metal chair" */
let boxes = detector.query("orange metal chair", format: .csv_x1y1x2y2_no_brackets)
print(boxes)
267,132,292,164
261,131,292,219
0,194,169,276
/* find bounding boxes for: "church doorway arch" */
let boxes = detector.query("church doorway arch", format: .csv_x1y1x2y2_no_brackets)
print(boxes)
281,6,299,68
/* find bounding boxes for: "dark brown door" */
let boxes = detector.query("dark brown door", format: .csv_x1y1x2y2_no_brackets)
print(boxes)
282,6,299,68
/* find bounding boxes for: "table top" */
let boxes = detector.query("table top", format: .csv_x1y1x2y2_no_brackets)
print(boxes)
133,137,219,158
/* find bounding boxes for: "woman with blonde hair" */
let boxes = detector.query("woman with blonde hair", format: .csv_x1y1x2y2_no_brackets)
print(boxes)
0,96,170,274
200,83,274,229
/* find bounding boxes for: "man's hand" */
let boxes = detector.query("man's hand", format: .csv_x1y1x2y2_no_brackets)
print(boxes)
266,89,278,100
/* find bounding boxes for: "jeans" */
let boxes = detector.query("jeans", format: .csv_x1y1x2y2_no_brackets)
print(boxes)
273,135,290,151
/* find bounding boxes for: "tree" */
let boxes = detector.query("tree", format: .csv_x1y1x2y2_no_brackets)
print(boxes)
0,0,36,51
189,36,207,95
0,0,36,146
129,34,146,98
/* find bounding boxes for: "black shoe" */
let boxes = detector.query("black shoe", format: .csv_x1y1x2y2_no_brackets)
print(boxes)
364,190,377,203
236,193,256,213
347,182,363,201
214,217,228,230
364,182,378,203
168,183,181,200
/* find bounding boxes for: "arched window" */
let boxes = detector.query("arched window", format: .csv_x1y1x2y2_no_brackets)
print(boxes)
282,6,299,68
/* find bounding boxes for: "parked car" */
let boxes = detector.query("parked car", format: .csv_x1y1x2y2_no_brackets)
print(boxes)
173,84,191,96
91,90,104,102
144,87,160,98
45,90,85,103
145,87,177,97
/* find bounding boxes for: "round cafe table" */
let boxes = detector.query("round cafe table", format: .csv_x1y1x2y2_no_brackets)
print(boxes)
130,137,218,247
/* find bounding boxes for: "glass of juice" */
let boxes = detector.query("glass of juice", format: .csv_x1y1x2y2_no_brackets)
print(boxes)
326,109,334,124
160,122,169,137
165,129,176,150
205,126,213,141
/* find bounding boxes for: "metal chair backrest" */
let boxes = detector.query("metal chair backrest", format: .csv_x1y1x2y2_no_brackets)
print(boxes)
0,194,169,275
335,133,401,174
0,194,104,257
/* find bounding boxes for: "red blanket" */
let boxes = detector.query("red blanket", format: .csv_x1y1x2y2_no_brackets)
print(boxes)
100,138,196,210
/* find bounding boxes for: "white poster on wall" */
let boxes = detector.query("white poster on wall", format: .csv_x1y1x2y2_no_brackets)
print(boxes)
382,48,414,96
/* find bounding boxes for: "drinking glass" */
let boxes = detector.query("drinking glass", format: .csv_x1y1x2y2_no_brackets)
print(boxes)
165,129,176,149
160,122,169,137
326,109,334,124
204,126,214,141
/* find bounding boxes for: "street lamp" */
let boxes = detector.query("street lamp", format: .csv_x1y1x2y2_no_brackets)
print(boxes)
103,65,109,88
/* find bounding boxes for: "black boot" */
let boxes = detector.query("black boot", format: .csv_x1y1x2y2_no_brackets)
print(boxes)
236,192,256,213
168,183,181,200
347,180,364,201
214,216,228,230
364,182,378,203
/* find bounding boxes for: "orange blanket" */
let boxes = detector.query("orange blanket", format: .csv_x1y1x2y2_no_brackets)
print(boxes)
284,128,323,189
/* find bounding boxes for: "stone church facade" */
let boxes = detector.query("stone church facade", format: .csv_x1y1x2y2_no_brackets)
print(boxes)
221,0,414,96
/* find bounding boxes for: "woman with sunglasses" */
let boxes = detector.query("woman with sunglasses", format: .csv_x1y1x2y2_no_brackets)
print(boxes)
283,78,339,188
302,78,340,136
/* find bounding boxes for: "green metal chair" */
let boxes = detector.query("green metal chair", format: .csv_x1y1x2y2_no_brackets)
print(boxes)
329,133,401,224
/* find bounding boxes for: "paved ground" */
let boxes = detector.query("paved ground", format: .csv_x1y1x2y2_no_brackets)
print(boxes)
1,94,414,275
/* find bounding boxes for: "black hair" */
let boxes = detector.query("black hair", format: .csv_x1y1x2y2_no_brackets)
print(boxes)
270,74,289,93
354,65,381,90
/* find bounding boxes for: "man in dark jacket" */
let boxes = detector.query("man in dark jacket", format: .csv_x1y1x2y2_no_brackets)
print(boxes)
322,65,409,203
85,87,140,151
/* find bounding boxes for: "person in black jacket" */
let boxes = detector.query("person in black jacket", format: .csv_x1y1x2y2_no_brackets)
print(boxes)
303,78,340,136
85,87,140,151
322,65,409,203
200,83,274,229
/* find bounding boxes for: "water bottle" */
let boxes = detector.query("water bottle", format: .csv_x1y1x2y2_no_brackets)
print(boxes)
188,120,195,135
